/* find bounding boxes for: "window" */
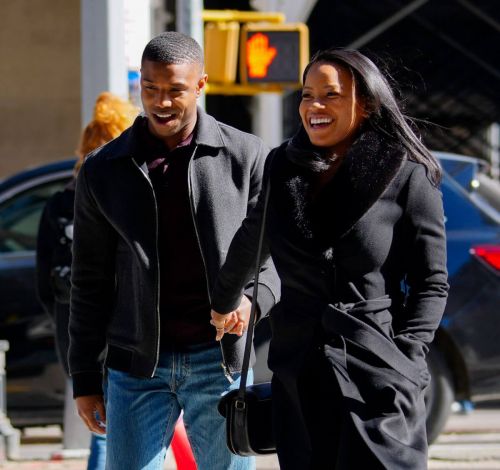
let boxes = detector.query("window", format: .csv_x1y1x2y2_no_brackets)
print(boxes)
0,179,70,253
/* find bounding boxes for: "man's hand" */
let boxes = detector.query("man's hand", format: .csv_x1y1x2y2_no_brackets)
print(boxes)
75,395,106,434
210,311,236,341
210,296,252,341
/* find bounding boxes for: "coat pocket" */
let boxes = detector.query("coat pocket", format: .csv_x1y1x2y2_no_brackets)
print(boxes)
322,301,425,388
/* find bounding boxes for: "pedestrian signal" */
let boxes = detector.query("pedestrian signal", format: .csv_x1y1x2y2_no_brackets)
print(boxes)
240,23,309,87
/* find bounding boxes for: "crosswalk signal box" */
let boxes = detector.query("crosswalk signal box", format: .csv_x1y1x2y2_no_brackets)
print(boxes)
240,23,309,87
204,21,240,84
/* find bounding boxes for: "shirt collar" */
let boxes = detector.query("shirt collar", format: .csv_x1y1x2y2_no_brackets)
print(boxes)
103,107,225,161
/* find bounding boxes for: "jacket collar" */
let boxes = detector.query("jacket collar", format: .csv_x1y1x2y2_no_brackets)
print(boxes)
193,106,226,148
276,127,406,242
101,106,225,161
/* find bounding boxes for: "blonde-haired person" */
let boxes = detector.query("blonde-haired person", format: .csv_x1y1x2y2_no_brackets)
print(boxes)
74,92,139,174
36,92,138,470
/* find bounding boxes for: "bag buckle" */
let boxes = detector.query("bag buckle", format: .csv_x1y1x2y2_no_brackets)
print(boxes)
235,399,246,411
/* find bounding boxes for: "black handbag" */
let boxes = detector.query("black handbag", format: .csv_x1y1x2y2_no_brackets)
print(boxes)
218,381,274,456
218,174,276,456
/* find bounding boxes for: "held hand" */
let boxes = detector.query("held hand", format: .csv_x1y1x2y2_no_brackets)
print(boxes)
210,296,253,340
228,295,252,336
210,311,237,341
75,395,107,434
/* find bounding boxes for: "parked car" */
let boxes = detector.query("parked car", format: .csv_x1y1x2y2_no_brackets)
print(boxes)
0,159,75,427
0,153,499,442
424,152,500,442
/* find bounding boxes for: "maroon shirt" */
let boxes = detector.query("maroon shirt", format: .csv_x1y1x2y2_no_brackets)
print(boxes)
136,118,214,348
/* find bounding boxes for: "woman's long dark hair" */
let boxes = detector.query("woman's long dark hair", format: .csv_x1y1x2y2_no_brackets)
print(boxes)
300,48,442,185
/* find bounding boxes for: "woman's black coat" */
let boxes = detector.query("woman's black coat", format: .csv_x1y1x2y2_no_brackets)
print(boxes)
212,130,449,469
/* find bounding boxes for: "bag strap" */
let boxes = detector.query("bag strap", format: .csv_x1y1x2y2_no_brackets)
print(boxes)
237,163,273,399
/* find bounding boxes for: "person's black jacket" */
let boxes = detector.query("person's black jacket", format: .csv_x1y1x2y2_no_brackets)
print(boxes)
36,181,75,375
68,108,280,397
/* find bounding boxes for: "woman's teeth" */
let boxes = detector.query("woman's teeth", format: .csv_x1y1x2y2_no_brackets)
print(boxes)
310,117,332,125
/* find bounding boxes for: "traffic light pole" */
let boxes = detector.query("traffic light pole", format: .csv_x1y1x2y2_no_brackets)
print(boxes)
253,94,283,148
176,0,205,109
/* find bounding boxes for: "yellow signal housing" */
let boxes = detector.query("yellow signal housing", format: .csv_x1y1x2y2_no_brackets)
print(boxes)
204,21,240,84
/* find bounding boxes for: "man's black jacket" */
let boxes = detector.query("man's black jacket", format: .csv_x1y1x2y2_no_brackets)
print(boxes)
68,109,280,397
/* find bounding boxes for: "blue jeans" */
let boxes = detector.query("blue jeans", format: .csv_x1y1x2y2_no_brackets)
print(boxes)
87,433,106,470
104,342,255,470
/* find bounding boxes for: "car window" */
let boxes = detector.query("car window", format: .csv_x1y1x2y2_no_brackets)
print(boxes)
441,175,499,230
0,179,69,253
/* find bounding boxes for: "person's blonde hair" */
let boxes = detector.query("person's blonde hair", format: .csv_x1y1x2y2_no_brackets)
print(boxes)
74,92,139,174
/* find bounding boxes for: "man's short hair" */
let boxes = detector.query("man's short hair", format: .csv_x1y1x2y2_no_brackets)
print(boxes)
141,31,204,68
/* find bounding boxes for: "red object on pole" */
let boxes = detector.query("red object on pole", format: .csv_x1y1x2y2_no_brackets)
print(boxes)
171,418,197,470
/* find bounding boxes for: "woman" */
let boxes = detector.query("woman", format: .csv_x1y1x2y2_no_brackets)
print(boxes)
36,91,138,470
210,49,449,469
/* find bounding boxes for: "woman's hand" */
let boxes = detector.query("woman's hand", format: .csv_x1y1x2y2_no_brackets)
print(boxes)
210,296,252,341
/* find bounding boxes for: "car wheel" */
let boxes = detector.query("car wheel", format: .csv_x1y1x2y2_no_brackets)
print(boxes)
425,345,455,443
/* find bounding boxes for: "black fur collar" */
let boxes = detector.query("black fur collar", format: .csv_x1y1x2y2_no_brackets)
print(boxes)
271,128,406,245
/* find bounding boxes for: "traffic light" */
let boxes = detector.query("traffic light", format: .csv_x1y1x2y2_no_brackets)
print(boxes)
203,10,309,94
240,23,309,87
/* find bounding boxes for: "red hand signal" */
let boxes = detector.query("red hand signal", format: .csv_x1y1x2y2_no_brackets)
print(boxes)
246,33,277,78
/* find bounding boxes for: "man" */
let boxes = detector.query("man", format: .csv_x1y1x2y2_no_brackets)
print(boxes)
68,32,279,470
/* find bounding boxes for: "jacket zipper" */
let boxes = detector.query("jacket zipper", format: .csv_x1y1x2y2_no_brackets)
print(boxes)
186,148,232,380
132,158,161,377
187,145,212,303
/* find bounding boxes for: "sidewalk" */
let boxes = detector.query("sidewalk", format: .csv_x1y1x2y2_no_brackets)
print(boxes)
2,406,499,469
0,424,281,470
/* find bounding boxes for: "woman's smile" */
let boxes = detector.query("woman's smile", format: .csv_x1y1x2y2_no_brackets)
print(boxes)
308,115,334,129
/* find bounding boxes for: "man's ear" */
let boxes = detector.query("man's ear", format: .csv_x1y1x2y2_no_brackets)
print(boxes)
197,74,208,95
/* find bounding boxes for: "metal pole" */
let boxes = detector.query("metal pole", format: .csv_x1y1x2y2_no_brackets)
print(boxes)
456,0,500,33
81,0,128,125
0,342,7,416
252,94,283,148
176,0,205,109
488,123,500,181
0,341,20,462
348,0,429,49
